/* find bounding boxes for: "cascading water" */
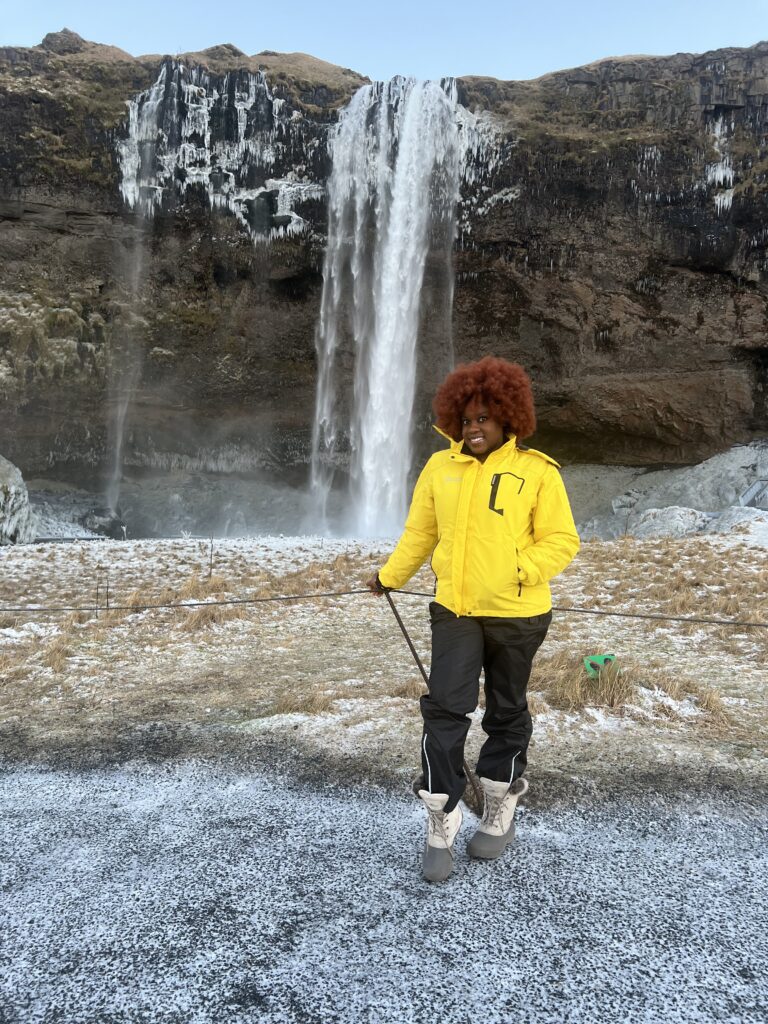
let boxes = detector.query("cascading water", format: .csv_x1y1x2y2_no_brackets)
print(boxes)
104,251,144,517
112,62,500,536
310,77,462,537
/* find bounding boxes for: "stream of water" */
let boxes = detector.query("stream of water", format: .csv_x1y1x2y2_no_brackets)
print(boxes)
310,77,462,536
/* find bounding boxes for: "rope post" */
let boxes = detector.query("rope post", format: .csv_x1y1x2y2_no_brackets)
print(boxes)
384,590,484,814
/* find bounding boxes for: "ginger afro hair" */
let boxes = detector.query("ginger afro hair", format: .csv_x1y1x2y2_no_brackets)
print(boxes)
433,356,536,442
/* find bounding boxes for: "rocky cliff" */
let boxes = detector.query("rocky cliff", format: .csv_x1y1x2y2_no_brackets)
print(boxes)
1,29,766,498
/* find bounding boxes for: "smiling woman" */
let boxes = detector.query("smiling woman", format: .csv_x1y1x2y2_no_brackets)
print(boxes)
366,356,580,882
460,399,505,461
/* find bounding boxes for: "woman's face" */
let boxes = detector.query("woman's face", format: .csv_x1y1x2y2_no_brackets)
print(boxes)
461,397,506,461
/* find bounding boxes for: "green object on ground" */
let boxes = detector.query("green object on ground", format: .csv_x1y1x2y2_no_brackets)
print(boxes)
584,654,617,678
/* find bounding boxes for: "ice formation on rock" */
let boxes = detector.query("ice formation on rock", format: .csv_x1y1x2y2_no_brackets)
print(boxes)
577,442,768,543
310,77,502,536
0,455,36,545
705,115,736,218
118,62,324,240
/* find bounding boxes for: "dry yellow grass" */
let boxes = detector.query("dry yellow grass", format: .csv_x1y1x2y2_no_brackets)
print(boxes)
0,537,761,756
62,610,90,628
567,537,768,629
390,677,427,700
531,647,729,724
179,603,248,631
527,692,549,716
548,651,643,708
267,688,336,716
42,634,72,672
697,687,728,722
177,574,228,602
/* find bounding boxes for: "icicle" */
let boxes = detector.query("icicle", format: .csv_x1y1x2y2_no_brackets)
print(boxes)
117,61,323,240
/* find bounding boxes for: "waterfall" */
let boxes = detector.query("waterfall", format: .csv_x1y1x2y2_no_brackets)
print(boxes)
310,77,462,537
104,251,144,517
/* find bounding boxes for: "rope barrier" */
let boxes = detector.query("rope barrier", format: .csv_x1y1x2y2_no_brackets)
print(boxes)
0,587,766,629
396,591,768,629
0,589,371,615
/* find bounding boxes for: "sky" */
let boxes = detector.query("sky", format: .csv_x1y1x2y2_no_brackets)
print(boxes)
1,0,767,82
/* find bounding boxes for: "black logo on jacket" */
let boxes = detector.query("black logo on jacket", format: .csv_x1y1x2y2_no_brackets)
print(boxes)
489,472,525,516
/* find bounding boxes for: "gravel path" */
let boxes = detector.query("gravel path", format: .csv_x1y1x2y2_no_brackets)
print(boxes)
1,758,766,1024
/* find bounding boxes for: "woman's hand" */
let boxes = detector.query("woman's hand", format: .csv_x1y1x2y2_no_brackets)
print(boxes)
365,574,386,596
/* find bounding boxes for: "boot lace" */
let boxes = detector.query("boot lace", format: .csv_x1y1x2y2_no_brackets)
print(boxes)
426,808,456,859
482,792,507,830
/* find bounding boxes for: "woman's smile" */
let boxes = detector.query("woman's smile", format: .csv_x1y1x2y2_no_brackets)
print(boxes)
461,398,505,461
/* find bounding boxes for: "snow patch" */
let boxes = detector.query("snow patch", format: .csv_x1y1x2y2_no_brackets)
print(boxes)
577,442,768,545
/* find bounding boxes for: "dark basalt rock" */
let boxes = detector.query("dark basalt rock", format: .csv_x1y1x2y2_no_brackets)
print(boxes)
79,506,126,540
0,34,766,492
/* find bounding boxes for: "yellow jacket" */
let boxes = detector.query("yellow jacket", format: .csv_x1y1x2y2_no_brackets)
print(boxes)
378,431,579,617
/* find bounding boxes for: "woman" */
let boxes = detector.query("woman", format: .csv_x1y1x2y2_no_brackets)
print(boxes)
366,356,579,882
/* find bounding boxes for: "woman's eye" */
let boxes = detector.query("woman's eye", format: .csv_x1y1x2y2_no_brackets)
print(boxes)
478,416,487,423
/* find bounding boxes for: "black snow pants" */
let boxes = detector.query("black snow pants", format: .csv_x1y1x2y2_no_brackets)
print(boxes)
420,601,552,812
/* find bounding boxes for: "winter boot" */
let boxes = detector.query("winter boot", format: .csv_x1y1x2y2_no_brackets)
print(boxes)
417,790,462,883
467,777,528,860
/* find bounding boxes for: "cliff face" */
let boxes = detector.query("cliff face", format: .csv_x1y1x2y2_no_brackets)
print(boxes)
0,29,766,491
456,48,768,462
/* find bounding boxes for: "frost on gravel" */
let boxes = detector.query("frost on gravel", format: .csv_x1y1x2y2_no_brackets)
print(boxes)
0,761,766,1024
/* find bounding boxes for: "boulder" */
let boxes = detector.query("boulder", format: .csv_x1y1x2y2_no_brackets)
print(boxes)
0,455,36,544
704,506,768,545
579,506,710,541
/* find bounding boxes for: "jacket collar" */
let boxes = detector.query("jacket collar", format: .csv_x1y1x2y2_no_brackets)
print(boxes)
432,424,518,462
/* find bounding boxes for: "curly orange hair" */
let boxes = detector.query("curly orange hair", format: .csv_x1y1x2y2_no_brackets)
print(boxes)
433,356,536,442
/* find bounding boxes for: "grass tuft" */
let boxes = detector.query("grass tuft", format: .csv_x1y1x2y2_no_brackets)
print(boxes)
390,677,426,699
527,692,549,716
267,689,336,716
179,603,247,631
697,687,727,721
42,634,71,672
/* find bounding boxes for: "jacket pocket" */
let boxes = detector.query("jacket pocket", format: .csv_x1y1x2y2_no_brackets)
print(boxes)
430,540,449,582
514,547,523,597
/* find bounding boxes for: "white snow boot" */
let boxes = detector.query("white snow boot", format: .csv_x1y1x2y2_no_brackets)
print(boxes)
417,790,462,883
467,776,528,860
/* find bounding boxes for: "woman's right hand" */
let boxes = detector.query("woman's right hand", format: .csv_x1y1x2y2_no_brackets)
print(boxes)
365,574,386,596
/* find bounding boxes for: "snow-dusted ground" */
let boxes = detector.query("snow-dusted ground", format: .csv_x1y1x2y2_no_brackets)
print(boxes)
1,531,766,774
0,758,766,1024
1,529,766,1021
